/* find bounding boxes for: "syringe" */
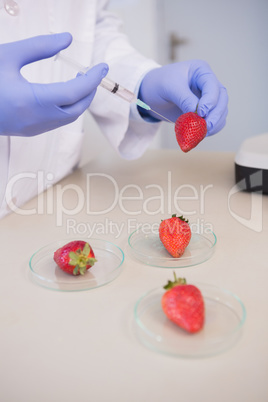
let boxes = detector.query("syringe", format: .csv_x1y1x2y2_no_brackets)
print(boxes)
54,52,172,122
99,76,151,112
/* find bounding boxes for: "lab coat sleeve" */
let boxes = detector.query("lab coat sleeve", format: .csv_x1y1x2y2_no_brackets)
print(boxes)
89,0,162,160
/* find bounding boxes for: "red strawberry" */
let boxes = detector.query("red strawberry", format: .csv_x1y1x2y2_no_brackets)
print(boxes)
162,273,205,333
175,111,207,152
53,240,97,275
159,214,191,258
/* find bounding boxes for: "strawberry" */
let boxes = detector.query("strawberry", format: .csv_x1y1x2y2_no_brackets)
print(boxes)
175,111,207,152
161,272,205,333
53,240,97,275
159,214,191,258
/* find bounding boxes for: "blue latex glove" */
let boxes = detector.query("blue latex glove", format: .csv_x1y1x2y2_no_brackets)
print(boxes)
0,33,108,137
138,60,228,136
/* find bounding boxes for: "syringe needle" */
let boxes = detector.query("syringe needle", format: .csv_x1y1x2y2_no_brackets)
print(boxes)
136,99,173,123
147,109,173,123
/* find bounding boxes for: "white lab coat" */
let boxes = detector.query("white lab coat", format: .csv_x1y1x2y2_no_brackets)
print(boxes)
0,0,160,218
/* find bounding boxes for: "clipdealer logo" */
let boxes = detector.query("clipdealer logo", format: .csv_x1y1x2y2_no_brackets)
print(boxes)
4,170,213,227
4,169,264,234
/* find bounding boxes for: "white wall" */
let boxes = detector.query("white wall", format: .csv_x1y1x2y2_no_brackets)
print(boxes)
107,0,158,60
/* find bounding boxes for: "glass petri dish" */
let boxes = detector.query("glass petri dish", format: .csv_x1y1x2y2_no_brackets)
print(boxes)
134,284,246,358
29,238,124,291
128,228,216,268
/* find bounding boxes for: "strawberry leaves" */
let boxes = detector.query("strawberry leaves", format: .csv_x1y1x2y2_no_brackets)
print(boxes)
68,243,97,275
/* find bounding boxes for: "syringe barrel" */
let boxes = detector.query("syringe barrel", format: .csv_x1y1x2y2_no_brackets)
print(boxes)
100,77,136,103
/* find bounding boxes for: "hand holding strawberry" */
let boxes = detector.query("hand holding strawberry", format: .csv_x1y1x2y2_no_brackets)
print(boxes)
54,240,97,275
175,111,207,152
159,215,191,258
137,60,228,136
162,272,205,333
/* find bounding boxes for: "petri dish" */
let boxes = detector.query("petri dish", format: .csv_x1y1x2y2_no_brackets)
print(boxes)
134,284,246,358
29,238,124,291
128,228,216,268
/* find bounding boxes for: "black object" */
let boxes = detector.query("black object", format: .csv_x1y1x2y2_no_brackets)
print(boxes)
235,163,268,194
235,134,268,194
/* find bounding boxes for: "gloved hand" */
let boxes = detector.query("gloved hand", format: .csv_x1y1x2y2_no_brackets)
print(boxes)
138,60,228,136
0,33,108,137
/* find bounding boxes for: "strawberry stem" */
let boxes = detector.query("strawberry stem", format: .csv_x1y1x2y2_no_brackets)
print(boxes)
163,271,187,290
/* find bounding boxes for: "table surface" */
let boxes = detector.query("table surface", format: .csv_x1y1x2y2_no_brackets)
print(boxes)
1,149,267,402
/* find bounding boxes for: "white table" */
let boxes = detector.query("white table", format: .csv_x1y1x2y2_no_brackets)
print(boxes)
1,149,267,402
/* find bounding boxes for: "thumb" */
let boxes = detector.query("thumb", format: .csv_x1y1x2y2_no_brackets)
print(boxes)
4,33,73,69
34,63,109,106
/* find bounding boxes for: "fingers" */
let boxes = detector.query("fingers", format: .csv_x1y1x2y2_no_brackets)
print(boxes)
61,90,98,116
190,63,228,135
55,63,108,105
166,63,217,115
32,63,109,111
169,82,199,115
173,76,228,136
205,86,229,136
194,73,220,118
2,33,73,68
